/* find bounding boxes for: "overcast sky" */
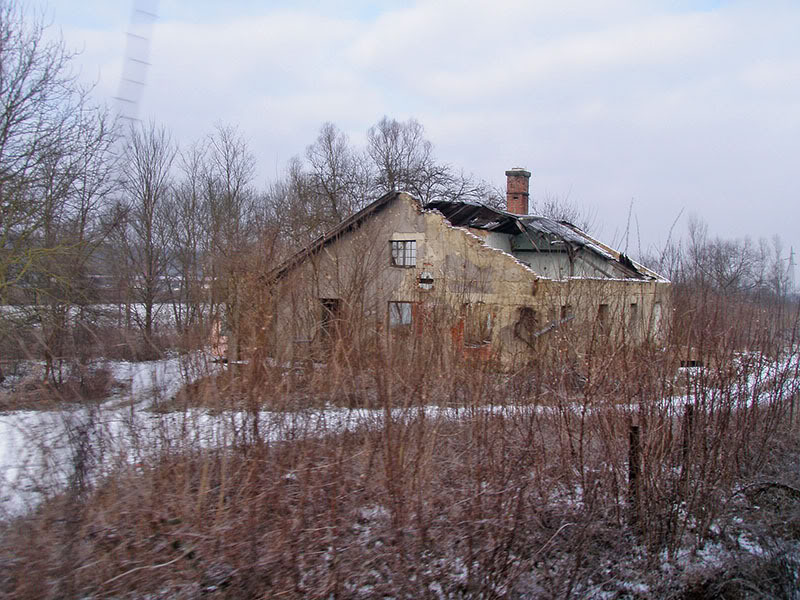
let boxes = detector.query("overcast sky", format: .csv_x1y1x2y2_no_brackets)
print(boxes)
45,0,800,262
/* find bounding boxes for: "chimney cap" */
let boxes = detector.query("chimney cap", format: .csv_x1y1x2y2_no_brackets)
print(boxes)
505,167,531,178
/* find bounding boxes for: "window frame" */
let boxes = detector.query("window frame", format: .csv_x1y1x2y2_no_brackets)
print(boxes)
629,302,639,334
597,303,610,333
319,298,341,342
388,301,414,329
390,240,417,268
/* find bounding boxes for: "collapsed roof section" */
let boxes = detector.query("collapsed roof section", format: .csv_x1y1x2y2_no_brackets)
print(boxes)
424,200,666,282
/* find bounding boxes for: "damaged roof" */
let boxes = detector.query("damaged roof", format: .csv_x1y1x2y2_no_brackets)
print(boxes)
268,192,667,283
424,200,664,281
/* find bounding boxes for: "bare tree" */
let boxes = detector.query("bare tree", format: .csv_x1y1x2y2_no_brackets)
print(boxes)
201,124,258,362
366,116,444,202
366,116,499,205
0,1,122,380
119,121,176,343
681,216,765,293
305,122,370,226
266,156,332,244
533,190,597,233
164,140,206,332
0,0,95,301
32,105,119,379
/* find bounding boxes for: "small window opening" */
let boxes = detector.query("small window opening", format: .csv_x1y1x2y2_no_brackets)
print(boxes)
388,301,413,328
519,307,537,332
419,271,434,290
320,298,340,339
629,302,639,333
561,304,574,321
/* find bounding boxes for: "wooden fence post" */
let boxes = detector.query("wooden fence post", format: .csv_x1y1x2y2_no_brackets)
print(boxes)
682,404,694,465
628,423,640,527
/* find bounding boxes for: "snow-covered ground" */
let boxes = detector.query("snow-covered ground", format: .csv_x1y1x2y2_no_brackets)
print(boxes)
1,348,799,519
0,353,214,516
0,352,553,517
0,354,438,516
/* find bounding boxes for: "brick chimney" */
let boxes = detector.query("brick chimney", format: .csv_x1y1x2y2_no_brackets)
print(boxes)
505,167,531,215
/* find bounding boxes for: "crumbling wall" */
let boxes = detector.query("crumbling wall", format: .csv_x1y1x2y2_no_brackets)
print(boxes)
417,206,671,368
270,192,671,369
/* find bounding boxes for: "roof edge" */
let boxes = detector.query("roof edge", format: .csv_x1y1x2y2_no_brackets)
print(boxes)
267,191,409,282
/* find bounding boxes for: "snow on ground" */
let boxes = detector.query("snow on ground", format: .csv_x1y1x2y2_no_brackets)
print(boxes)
0,360,535,518
105,354,209,405
0,303,211,329
1,348,799,519
0,353,216,517
670,349,800,409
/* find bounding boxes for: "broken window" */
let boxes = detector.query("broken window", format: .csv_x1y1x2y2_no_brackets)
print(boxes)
419,271,434,290
464,302,493,346
388,301,413,328
390,240,416,267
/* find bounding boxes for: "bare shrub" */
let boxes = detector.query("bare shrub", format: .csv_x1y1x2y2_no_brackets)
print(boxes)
0,364,120,410
1,309,798,598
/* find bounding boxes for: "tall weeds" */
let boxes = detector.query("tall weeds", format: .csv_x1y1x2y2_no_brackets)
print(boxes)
1,287,799,599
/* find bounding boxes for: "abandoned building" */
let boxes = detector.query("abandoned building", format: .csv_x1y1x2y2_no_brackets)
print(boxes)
268,168,670,368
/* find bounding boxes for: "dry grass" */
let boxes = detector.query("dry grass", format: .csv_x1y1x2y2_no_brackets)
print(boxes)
2,398,798,599
0,364,123,412
1,291,799,598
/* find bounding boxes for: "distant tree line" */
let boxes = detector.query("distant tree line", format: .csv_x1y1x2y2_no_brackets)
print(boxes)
649,215,794,300
644,215,797,353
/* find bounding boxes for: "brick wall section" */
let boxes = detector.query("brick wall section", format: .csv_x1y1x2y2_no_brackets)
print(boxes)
505,168,531,215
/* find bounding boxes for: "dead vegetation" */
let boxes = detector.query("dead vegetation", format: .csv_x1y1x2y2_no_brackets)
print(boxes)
0,364,123,412
0,2,797,595
1,258,798,599
2,391,799,599
1,296,800,599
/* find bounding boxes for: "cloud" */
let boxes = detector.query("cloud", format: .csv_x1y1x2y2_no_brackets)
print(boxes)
45,0,800,256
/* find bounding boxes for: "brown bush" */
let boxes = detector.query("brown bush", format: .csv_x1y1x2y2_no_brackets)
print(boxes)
0,365,120,411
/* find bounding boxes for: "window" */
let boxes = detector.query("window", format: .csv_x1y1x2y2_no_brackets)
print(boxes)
390,240,416,267
561,304,574,321
519,307,538,331
389,301,413,328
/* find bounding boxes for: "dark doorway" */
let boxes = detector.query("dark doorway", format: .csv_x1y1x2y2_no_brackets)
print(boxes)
320,298,341,343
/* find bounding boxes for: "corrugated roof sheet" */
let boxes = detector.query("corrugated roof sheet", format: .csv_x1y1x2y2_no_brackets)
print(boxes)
424,200,650,280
